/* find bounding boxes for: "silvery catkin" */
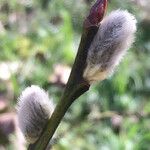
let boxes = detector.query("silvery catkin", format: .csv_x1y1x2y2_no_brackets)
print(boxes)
83,10,137,84
17,85,54,143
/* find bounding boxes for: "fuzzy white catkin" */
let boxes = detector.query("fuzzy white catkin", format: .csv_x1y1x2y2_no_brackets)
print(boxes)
83,10,137,84
17,85,54,144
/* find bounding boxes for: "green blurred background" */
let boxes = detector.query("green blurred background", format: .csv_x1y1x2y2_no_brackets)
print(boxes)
0,0,150,149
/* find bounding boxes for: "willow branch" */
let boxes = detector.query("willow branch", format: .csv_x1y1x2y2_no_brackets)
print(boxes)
28,0,107,149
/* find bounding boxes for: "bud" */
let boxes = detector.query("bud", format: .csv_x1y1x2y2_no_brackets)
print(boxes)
83,10,137,84
17,85,54,143
84,0,107,28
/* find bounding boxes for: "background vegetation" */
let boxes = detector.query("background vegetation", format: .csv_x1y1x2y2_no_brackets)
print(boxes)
0,0,150,149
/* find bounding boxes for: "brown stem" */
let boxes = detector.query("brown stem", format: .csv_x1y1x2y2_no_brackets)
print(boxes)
28,26,99,150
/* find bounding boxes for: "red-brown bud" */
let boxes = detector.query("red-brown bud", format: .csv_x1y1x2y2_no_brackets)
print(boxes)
84,0,107,28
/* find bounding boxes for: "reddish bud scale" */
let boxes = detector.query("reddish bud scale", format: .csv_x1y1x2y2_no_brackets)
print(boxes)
84,0,107,28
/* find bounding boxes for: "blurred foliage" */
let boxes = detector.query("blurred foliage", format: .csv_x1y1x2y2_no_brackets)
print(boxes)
0,0,150,149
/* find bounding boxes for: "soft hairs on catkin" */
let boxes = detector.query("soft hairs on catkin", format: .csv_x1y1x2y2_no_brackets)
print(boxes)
17,85,54,143
83,10,137,83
